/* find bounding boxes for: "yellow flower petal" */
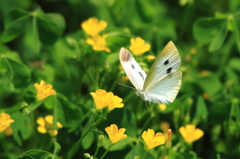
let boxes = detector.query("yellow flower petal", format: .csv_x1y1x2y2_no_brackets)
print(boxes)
105,124,127,143
45,115,53,124
86,35,111,53
142,128,165,150
179,124,204,143
90,89,124,111
34,80,56,101
130,37,150,55
0,113,14,133
37,126,47,134
36,115,62,136
36,117,45,127
57,122,63,129
158,104,166,110
81,17,107,36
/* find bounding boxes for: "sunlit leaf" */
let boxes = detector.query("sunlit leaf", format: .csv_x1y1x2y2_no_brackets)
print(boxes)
193,18,228,52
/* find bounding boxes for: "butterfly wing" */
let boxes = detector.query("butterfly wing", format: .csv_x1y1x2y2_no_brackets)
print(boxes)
145,71,182,104
144,41,181,90
119,47,147,90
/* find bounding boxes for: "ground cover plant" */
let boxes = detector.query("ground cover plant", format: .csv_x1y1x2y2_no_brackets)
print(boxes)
1,0,240,159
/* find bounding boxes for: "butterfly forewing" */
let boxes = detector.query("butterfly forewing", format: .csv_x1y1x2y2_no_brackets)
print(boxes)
146,71,182,104
144,41,181,91
119,48,147,90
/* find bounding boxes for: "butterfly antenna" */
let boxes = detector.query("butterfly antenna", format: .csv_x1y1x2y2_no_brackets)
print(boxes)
115,81,136,90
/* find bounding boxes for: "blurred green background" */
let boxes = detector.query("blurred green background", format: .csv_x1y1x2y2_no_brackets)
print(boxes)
1,0,240,159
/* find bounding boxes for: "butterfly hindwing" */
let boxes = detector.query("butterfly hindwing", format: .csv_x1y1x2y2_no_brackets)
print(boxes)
146,71,182,104
119,48,147,90
144,41,181,91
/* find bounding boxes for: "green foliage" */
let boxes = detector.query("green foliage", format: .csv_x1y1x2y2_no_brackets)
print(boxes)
1,0,240,159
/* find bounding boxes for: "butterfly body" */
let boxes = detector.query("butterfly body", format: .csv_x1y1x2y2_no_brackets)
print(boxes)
119,41,182,104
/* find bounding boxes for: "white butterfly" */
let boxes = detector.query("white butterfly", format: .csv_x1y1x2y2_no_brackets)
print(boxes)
119,41,182,104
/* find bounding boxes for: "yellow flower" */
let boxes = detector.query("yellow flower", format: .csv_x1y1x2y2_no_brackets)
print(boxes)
86,34,110,52
37,115,62,136
130,37,150,55
158,104,167,110
179,124,204,143
90,89,124,110
34,80,56,101
81,17,108,37
146,55,155,61
141,128,165,150
0,113,14,133
105,124,127,143
108,96,124,111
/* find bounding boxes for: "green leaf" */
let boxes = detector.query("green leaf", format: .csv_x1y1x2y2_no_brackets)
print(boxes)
0,55,31,87
193,96,208,122
54,94,82,128
124,143,155,159
19,149,60,159
106,52,119,64
182,151,198,159
1,9,31,42
193,18,228,52
168,152,185,159
53,141,61,156
26,98,46,113
196,74,222,97
229,58,240,72
209,100,231,124
36,13,65,45
82,131,94,149
229,99,240,136
11,111,32,145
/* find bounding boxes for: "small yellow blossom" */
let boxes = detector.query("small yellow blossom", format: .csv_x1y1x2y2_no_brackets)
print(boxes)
81,17,108,37
141,128,165,150
147,55,155,61
105,124,127,143
37,115,62,136
179,124,204,143
86,34,110,52
0,113,14,133
34,80,56,101
158,104,167,110
90,89,124,111
130,37,150,55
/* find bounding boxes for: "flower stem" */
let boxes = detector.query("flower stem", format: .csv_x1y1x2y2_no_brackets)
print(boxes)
142,150,148,159
68,129,91,159
99,144,112,159
93,146,100,159
92,108,108,128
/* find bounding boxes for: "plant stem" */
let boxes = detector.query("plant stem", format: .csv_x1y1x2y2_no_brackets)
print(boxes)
142,150,148,159
99,144,112,159
68,129,91,159
93,146,100,159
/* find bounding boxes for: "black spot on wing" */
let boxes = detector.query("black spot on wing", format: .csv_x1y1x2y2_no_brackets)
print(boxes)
131,64,135,69
139,72,144,80
166,67,172,74
164,59,169,65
